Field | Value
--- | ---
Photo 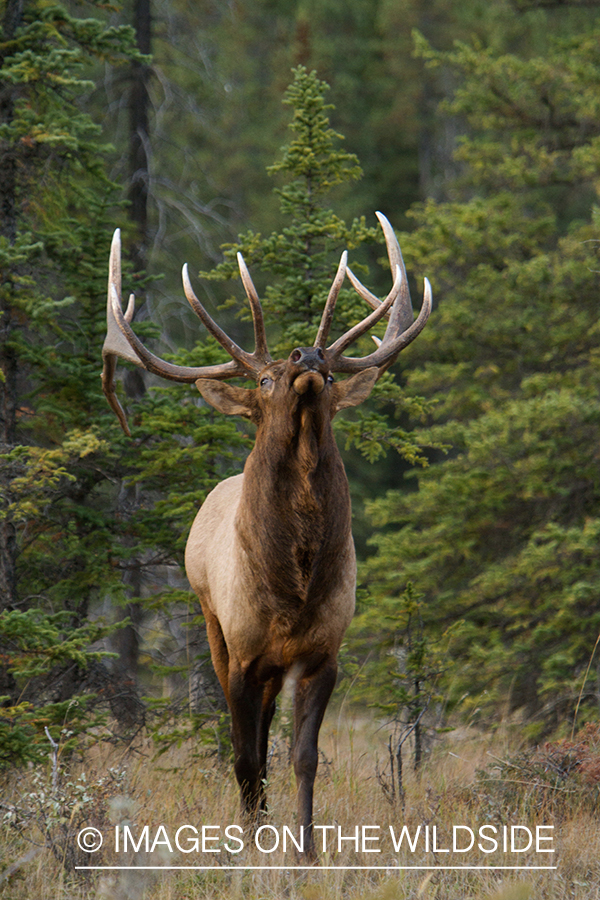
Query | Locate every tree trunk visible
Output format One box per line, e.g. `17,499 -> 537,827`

128,0 -> 151,272
0,0 -> 24,700
110,0 -> 152,699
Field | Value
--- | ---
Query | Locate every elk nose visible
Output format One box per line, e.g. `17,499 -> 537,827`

289,347 -> 325,368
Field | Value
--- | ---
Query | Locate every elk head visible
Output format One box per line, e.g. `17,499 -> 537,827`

101,212 -> 432,434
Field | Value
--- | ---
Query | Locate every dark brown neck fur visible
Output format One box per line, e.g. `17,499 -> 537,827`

236,398 -> 351,623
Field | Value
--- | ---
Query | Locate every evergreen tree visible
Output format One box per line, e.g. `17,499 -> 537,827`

0,0 -> 251,760
0,0 -> 144,759
119,64 -> 433,751
203,66 -> 373,346
202,66 -> 431,468
363,16 -> 600,735
372,583 -> 454,805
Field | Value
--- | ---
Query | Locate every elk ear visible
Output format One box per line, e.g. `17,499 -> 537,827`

332,367 -> 379,413
195,379 -> 258,420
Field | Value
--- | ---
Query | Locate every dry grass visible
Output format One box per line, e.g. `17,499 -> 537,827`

1,711 -> 598,900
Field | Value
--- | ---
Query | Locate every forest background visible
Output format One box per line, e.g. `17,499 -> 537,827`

2,0 -> 600,783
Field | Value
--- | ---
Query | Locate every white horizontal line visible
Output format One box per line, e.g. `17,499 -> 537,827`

75,865 -> 558,871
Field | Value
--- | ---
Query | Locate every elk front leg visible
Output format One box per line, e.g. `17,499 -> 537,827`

257,674 -> 282,791
228,669 -> 267,819
292,657 -> 337,860
202,605 -> 231,704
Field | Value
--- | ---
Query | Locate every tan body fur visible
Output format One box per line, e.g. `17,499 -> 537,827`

186,472 -> 356,680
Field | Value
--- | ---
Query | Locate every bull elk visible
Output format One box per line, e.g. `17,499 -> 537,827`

101,213 -> 431,858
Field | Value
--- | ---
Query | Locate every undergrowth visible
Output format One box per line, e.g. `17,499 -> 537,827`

1,716 -> 599,899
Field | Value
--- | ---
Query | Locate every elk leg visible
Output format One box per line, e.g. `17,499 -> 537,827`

228,669 -> 266,819
292,657 -> 337,859
257,674 -> 283,806
202,605 -> 231,705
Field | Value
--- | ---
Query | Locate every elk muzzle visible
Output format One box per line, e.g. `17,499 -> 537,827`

289,347 -> 327,396
293,371 -> 325,395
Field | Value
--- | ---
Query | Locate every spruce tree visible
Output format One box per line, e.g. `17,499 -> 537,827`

0,0 -> 143,762
203,66 -> 431,465
117,66 -> 433,749
363,20 -> 600,735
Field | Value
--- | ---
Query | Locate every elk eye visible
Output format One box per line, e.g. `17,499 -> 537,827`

327,374 -> 334,384
260,376 -> 272,388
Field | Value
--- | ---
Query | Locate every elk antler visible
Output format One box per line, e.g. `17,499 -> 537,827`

323,212 -> 432,375
102,215 -> 431,434
101,230 -> 272,435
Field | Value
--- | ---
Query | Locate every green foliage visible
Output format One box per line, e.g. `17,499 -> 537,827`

6,0 -> 597,770
0,608 -> 110,678
124,342 -> 252,561
0,0 -> 258,773
270,66 -> 363,198
371,584 -> 447,726
201,66 -> 429,468
0,2 -> 149,765
363,20 -> 600,731
203,67 -> 377,348
345,579 -> 460,809
148,703 -> 233,765
0,607 -> 115,769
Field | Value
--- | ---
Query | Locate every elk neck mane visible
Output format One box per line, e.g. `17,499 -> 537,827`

235,391 -> 352,621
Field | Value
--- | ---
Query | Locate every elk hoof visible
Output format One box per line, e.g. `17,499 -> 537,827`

293,371 -> 325,395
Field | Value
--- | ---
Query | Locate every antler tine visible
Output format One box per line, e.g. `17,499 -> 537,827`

101,350 -> 131,437
326,263 -> 402,357
329,277 -> 432,374
344,213 -> 415,332
236,252 -> 271,363
376,211 -> 415,337
110,284 -> 245,383
181,263 -> 271,377
345,265 -> 387,315
183,265 -> 252,366
313,251 -> 348,350
325,211 -> 432,375
102,231 -> 143,369
375,276 -> 432,374
102,229 -> 142,437
102,229 -> 267,435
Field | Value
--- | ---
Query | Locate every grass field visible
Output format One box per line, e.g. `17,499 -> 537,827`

1,711 -> 599,899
